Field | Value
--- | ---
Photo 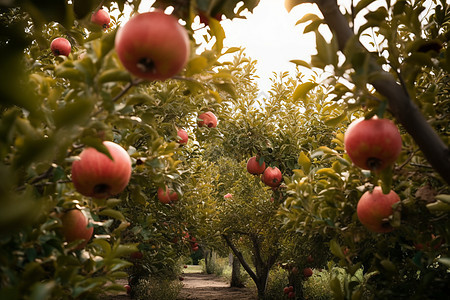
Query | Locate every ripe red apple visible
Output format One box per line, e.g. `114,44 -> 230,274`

157,186 -> 178,203
192,246 -> 199,251
60,209 -> 93,249
184,265 -> 188,268
246,156 -> 266,175
288,286 -> 294,293
124,284 -> 131,294
91,9 -> 110,28
356,186 -> 400,233
288,291 -> 296,299
50,37 -> 71,56
344,117 -> 402,171
71,141 -> 132,199
115,10 -> 190,81
303,267 -> 313,278
179,276 -> 184,281
224,193 -> 232,199
177,129 -> 188,145
261,167 -> 282,187
197,112 -> 217,128
283,287 -> 290,295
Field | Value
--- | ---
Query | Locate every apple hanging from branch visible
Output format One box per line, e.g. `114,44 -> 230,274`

60,209 -> 93,250
344,117 -> 402,171
261,166 -> 282,187
50,37 -> 71,56
246,156 -> 266,175
71,141 -> 132,199
91,9 -> 110,29
197,111 -> 217,128
115,10 -> 190,81
357,186 -> 401,233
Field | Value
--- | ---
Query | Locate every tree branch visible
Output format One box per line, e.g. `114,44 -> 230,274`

313,0 -> 450,184
221,234 -> 258,283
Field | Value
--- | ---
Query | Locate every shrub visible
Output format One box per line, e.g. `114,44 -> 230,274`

133,277 -> 183,300
265,266 -> 290,300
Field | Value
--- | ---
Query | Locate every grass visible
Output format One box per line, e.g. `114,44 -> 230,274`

183,264 -> 203,274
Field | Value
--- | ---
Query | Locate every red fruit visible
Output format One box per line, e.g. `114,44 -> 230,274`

246,156 -> 266,175
192,246 -> 199,251
124,284 -> 131,294
60,209 -> 93,249
50,37 -> 71,56
307,255 -> 314,263
357,186 -> 400,233
91,9 -> 110,28
157,186 -> 173,204
115,11 -> 190,81
288,286 -> 294,293
283,287 -> 290,295
170,190 -> 179,202
344,117 -> 402,171
261,167 -> 282,187
291,267 -> 299,275
130,251 -> 143,259
179,276 -> 184,281
303,267 -> 313,278
197,112 -> 217,128
224,193 -> 233,199
177,129 -> 189,145
288,291 -> 295,299
71,141 -> 132,199
184,265 -> 188,268
198,11 -> 223,25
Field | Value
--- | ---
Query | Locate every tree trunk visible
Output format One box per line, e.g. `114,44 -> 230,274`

230,254 -> 245,287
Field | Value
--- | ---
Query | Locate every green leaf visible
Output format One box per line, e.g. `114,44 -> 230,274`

100,29 -> 118,58
223,47 -> 241,54
285,0 -> 309,12
98,208 -> 125,221
330,239 -> 345,259
324,111 -> 347,127
330,276 -> 344,300
289,59 -> 311,69
435,194 -> 450,205
209,18 -> 225,53
437,257 -> 450,268
354,0 -> 375,16
187,56 -> 209,76
55,66 -> 85,82
295,13 -> 320,26
98,69 -> 131,83
293,82 -> 318,102
298,151 -> 311,173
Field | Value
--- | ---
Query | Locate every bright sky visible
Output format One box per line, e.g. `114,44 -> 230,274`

219,0 -> 320,94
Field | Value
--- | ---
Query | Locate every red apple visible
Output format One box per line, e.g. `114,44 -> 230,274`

288,286 -> 294,293
261,167 -> 282,187
71,141 -> 132,199
283,287 -> 290,294
177,129 -> 188,145
124,284 -> 131,294
344,117 -> 402,171
60,209 -> 93,249
288,291 -> 295,299
356,186 -> 400,233
246,156 -> 266,175
179,276 -> 184,281
51,37 -> 71,56
197,112 -> 217,128
184,265 -> 188,268
91,9 -> 110,28
192,246 -> 199,251
303,267 -> 313,278
115,11 -> 190,81
170,190 -> 179,202
157,186 -> 172,204
224,193 -> 233,199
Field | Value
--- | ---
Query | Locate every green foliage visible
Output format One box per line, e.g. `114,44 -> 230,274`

133,277 -> 183,300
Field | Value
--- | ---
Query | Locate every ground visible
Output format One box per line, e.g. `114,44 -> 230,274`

176,273 -> 257,300
101,265 -> 257,300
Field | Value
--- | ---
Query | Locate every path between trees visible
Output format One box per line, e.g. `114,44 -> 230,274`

177,272 -> 257,300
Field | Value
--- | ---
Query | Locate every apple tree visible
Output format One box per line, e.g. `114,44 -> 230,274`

0,0 -> 262,298
279,0 -> 450,298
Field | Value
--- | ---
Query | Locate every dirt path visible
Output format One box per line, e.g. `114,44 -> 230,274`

177,273 -> 257,300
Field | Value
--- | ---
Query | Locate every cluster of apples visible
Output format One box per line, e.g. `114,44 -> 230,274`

50,8 -> 111,57
246,156 -> 282,188
344,116 -> 402,233
60,141 -> 132,250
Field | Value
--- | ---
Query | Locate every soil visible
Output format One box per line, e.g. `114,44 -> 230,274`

100,269 -> 257,300
176,273 -> 257,300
